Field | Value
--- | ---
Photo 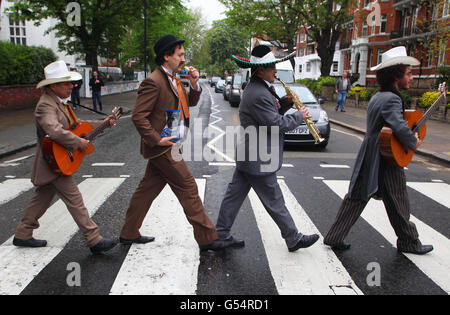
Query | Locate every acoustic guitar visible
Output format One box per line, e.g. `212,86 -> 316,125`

379,83 -> 447,167
43,106 -> 123,175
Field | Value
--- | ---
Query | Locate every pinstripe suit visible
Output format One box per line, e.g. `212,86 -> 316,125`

324,91 -> 422,251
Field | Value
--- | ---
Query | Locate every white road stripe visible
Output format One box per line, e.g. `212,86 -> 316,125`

248,180 -> 363,295
92,163 -> 125,167
407,182 -> 450,209
4,155 -> 33,164
110,179 -> 206,295
0,178 -> 125,295
0,179 -> 34,205
320,164 -> 350,169
324,180 -> 450,294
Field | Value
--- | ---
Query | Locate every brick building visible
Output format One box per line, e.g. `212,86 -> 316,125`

295,0 -> 449,87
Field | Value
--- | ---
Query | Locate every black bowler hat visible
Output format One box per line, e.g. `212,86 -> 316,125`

154,34 -> 185,58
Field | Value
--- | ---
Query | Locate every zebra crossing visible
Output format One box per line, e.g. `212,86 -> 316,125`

0,175 -> 448,295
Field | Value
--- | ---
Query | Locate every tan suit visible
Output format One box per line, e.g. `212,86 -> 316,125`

120,67 -> 219,246
15,89 -> 103,247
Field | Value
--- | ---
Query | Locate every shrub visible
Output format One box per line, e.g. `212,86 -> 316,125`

400,91 -> 413,107
0,41 -> 57,86
296,76 -> 337,96
348,86 -> 372,100
418,91 -> 440,108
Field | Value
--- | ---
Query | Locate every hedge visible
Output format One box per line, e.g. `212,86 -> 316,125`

0,41 -> 57,86
296,76 -> 337,96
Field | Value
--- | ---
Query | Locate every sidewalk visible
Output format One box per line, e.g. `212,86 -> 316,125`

0,91 -> 136,159
322,100 -> 450,166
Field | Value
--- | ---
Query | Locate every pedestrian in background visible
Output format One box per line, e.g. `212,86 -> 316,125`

335,71 -> 351,112
70,68 -> 82,109
324,46 -> 433,255
89,70 -> 104,112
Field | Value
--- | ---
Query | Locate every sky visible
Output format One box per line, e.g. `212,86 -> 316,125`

184,0 -> 227,27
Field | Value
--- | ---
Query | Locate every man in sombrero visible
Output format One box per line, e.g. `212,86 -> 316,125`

215,45 -> 320,252
13,60 -> 118,254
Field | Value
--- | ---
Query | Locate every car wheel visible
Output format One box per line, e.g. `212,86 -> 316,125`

316,140 -> 328,149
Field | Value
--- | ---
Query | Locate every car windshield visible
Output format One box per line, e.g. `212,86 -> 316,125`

212,77 -> 220,82
273,85 -> 318,104
233,75 -> 242,86
276,70 -> 295,84
217,80 -> 225,86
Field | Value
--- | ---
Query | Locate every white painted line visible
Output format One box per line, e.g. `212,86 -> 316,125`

120,175 -> 131,178
277,176 -> 285,179
0,178 -> 125,295
110,179 -> 206,295
431,180 -> 444,183
5,176 -> 16,179
0,179 -> 34,205
282,164 -> 294,168
314,177 -> 325,180
4,155 -> 33,164
202,175 -> 212,178
92,163 -> 125,167
82,175 -> 93,178
324,180 -> 450,294
407,182 -> 450,209
247,180 -> 363,295
320,164 -> 350,169
0,163 -> 20,167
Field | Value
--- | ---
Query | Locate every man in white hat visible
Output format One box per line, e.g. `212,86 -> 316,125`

324,46 -> 433,255
215,45 -> 320,252
13,60 -> 118,254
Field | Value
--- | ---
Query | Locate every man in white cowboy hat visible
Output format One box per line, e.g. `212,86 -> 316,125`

215,45 -> 320,252
13,60 -> 119,254
324,46 -> 433,255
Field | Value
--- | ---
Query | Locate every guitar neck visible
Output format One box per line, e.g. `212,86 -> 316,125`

413,94 -> 445,133
85,120 -> 110,141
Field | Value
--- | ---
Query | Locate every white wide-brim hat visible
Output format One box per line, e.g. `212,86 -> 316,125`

370,46 -> 420,71
36,60 -> 82,89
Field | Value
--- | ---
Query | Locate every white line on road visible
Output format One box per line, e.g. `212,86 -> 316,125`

406,182 -> 450,209
324,180 -> 450,294
110,179 -> 206,295
0,179 -> 34,205
4,155 -> 33,164
92,163 -> 125,167
0,178 -> 125,295
248,180 -> 363,295
320,164 -> 350,169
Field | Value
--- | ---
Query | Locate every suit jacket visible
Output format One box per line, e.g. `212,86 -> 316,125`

132,66 -> 201,160
335,77 -> 351,92
237,77 -> 304,176
348,91 -> 417,201
89,77 -> 104,92
32,89 -> 103,186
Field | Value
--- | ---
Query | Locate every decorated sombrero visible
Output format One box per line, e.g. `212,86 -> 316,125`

233,45 -> 296,69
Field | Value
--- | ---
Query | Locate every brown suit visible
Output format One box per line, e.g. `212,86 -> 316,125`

15,89 -> 103,247
120,67 -> 218,246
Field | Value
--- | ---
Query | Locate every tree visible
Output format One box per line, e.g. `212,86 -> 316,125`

7,1 -> 147,68
220,0 -> 355,76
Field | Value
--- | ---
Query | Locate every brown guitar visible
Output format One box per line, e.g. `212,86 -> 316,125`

43,106 -> 123,175
379,83 -> 447,167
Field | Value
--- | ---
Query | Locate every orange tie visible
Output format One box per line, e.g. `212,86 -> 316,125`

167,73 -> 190,120
64,103 -> 78,126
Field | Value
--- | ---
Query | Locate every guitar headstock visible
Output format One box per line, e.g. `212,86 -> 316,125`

112,106 -> 123,120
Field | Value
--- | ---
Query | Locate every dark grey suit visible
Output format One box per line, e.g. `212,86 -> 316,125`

216,77 -> 305,248
324,91 -> 422,251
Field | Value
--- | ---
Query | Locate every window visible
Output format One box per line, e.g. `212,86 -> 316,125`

306,62 -> 311,72
9,16 -> 27,46
300,33 -> 305,43
444,0 -> 450,17
367,49 -> 373,68
299,49 -> 304,57
333,62 -> 338,72
412,7 -> 419,34
362,21 -> 368,37
307,45 -> 314,55
404,15 -> 410,36
371,15 -> 376,35
299,64 -> 303,73
427,51 -> 434,67
380,14 -> 387,33
377,49 -> 384,65
354,23 -> 358,39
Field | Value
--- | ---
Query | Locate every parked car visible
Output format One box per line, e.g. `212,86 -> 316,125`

227,74 -> 243,107
223,76 -> 232,100
210,76 -> 220,87
215,80 -> 226,93
273,83 -> 330,148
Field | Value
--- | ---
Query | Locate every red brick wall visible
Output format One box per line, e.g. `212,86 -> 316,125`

0,85 -> 43,111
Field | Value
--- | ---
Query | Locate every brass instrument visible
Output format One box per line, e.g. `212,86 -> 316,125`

275,76 -> 325,144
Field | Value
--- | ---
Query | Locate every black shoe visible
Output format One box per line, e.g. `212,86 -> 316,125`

200,239 -> 228,252
223,236 -> 245,248
398,245 -> 433,255
119,236 -> 155,245
324,241 -> 351,251
341,110 -> 346,112
90,238 -> 119,254
335,107 -> 338,111
13,237 -> 47,248
288,234 -> 319,252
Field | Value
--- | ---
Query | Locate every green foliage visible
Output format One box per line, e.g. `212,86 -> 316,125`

418,91 -> 441,108
347,86 -> 373,101
296,76 -> 337,96
400,91 -> 413,107
0,41 -> 57,85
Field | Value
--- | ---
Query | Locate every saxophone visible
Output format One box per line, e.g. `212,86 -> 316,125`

275,76 -> 325,144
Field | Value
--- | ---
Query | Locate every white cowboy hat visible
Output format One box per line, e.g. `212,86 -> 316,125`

370,46 -> 420,71
36,60 -> 82,89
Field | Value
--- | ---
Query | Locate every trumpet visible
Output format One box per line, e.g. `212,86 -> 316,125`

275,75 -> 325,144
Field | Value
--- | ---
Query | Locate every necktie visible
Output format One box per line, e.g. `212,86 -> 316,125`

269,85 -> 281,109
166,73 -> 190,120
64,103 -> 78,126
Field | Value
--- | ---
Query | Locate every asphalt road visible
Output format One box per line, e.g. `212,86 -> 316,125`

0,81 -> 449,296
